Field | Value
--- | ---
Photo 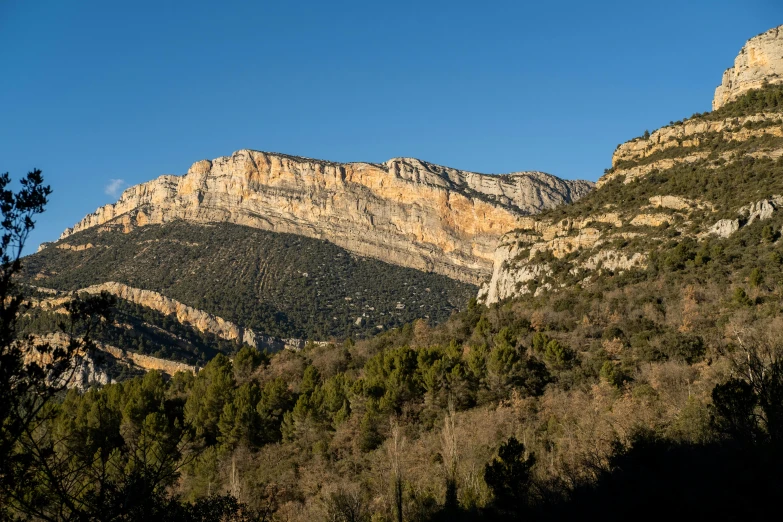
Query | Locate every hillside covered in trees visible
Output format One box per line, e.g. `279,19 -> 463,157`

7,21 -> 783,521
22,221 -> 476,342
4,80 -> 783,520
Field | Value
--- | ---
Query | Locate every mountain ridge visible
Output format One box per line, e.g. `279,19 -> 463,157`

54,150 -> 593,285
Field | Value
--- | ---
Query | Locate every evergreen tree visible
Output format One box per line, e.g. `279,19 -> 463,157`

484,437 -> 535,514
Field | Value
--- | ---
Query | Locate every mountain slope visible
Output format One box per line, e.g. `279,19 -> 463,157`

24,221 -> 477,341
14,23 -> 783,522
482,82 -> 783,304
54,152 -> 593,285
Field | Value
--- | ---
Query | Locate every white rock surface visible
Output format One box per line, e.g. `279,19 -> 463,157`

708,219 -> 740,238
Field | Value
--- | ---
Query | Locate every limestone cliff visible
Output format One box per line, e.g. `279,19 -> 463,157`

714,25 -> 783,110
29,283 -> 312,352
597,24 -> 783,188
24,332 -> 197,389
59,151 -> 593,284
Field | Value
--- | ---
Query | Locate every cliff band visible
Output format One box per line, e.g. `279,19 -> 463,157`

60,151 -> 593,284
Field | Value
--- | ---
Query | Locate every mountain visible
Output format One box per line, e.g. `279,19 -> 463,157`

54,152 -> 593,284
713,25 -> 783,110
482,24 -> 783,305
10,23 -> 783,522
23,154 -> 590,368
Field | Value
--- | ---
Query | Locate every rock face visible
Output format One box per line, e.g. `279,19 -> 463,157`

601,112 -> 783,187
480,214 -> 648,304
24,332 -> 197,390
79,282 -> 308,352
706,196 -> 783,238
713,25 -> 783,110
60,151 -> 593,284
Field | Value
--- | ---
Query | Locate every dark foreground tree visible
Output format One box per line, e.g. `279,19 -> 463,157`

549,434 -> 783,522
484,437 -> 535,515
0,169 -> 60,496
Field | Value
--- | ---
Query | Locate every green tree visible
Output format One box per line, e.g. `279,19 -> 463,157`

487,345 -> 548,400
358,400 -> 384,452
300,364 -> 321,396
761,224 -> 777,243
232,345 -> 266,382
749,268 -> 763,288
184,354 -> 236,444
256,378 -> 295,443
532,332 -> 551,354
733,287 -> 753,306
543,339 -> 576,370
219,382 -> 262,449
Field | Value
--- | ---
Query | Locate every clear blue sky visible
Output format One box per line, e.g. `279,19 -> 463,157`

1,1 -> 780,251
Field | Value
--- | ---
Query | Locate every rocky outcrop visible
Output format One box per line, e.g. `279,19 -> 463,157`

59,151 -> 593,284
648,195 -> 713,212
629,213 -> 672,227
611,114 -> 783,166
600,113 -> 783,186
23,332 -> 196,390
706,196 -> 783,238
707,219 -> 740,238
78,282 -> 307,352
56,242 -> 96,252
714,25 -> 783,110
582,250 -> 646,271
100,343 -> 197,375
743,197 -> 782,225
480,213 -> 652,303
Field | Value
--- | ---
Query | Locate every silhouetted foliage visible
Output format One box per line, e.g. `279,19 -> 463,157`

484,437 -> 535,515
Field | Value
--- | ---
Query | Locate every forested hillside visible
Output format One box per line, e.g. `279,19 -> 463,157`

8,86 -> 783,521
6,25 -> 783,522
483,83 -> 783,303
23,221 -> 476,341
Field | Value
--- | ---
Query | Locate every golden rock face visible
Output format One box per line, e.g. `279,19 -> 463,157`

60,150 -> 592,285
713,25 -> 783,110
